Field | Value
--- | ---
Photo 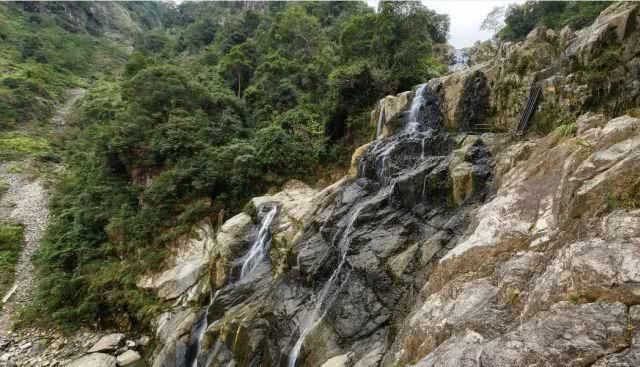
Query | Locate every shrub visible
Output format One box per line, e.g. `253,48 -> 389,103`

0,132 -> 51,160
0,224 -> 24,297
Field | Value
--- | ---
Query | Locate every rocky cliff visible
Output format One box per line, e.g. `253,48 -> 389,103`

69,3 -> 640,367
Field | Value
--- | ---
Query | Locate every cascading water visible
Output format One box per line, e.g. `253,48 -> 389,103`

188,290 -> 220,367
240,206 -> 277,278
449,48 -> 469,72
406,83 -> 427,132
287,205 -> 366,367
188,206 -> 277,367
376,100 -> 385,139
374,83 -> 430,183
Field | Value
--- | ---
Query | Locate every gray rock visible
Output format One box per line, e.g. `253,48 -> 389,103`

67,353 -> 117,367
576,112 -> 606,135
630,305 -> 640,325
320,354 -> 351,367
526,238 -> 640,316
116,350 -> 143,367
88,333 -> 125,353
410,330 -> 486,367
479,302 -> 628,366
136,221 -> 215,300
215,213 -> 253,258
136,336 -> 150,348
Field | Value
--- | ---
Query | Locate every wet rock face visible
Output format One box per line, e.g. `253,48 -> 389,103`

191,101 -> 496,366
457,70 -> 490,131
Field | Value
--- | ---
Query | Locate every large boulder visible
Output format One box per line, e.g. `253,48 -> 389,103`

349,142 -> 372,178
566,2 -> 639,64
137,221 -> 214,301
446,114 -> 640,259
150,308 -> 196,367
371,92 -> 411,139
67,353 -> 117,367
479,302 -> 628,366
87,333 -> 124,353
385,113 -> 640,367
116,350 -> 143,367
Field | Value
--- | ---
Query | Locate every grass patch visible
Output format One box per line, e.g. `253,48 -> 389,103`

547,122 -> 578,146
504,287 -> 521,305
0,179 -> 9,196
0,132 -> 52,160
551,122 -> 577,139
0,223 -> 25,298
607,177 -> 640,210
566,292 -> 580,304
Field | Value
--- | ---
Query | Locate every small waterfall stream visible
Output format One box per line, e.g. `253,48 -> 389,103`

376,100 -> 385,139
406,83 -> 427,132
449,48 -> 469,72
374,83 -> 431,183
287,206 -> 364,367
240,206 -> 278,277
188,206 -> 277,367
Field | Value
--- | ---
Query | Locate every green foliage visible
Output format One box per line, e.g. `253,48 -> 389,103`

499,1 -> 611,41
0,224 -> 24,297
0,2 -> 136,126
532,106 -> 574,136
579,43 -> 623,85
607,178 -> 640,210
0,132 -> 51,160
551,122 -> 577,139
78,79 -> 125,124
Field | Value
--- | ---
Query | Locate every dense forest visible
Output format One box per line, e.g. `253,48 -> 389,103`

8,1 -> 451,329
497,1 -> 612,41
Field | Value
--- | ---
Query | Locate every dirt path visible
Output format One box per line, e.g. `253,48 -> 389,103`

0,89 -> 85,338
0,167 -> 48,337
50,88 -> 85,128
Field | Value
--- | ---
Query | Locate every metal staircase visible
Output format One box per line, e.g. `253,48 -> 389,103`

513,83 -> 542,136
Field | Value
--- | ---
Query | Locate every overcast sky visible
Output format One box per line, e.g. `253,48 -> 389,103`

367,0 -> 524,49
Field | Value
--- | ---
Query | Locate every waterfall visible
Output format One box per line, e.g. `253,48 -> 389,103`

406,84 -> 427,132
288,80 -> 440,366
189,206 -> 277,366
240,206 -> 277,278
375,141 -> 398,185
376,100 -> 385,139
449,49 -> 469,72
188,289 -> 220,367
287,206 -> 364,367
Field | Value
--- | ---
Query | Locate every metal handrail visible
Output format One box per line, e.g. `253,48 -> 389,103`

514,83 -> 542,136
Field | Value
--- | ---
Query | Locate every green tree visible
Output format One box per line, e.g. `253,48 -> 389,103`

219,41 -> 256,96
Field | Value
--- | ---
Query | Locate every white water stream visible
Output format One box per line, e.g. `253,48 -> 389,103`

406,83 -> 427,132
287,206 -> 363,367
240,206 -> 277,277
189,206 -> 277,367
376,100 -> 385,139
